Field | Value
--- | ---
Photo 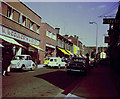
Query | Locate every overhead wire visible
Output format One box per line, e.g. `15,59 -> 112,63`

98,2 -> 119,18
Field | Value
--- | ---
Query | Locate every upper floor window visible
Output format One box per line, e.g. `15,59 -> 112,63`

36,25 -> 40,33
19,13 -> 22,23
7,6 -> 13,19
22,15 -> 26,26
30,21 -> 34,30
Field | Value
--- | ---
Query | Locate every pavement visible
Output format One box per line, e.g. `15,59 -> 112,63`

54,64 -> 120,98
37,64 -> 46,68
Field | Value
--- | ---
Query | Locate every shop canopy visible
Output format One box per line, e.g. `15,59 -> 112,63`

0,35 -> 24,47
0,44 -> 4,47
30,44 -> 48,53
66,50 -> 73,56
58,48 -> 70,55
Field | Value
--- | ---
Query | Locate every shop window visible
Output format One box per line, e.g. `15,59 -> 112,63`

7,6 -> 14,19
22,15 -> 26,26
30,21 -> 34,30
36,25 -> 40,33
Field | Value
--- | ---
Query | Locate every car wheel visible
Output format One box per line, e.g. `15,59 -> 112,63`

31,64 -> 35,71
58,64 -> 61,69
21,65 -> 25,72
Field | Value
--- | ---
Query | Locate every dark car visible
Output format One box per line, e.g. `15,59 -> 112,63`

67,57 -> 87,75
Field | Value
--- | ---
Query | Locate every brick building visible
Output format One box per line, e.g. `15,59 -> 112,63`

56,28 -> 73,59
39,23 -> 57,63
64,35 -> 83,56
103,3 -> 120,71
0,0 -> 43,64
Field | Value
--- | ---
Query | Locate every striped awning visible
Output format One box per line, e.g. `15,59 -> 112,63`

58,48 -> 70,55
30,44 -> 48,53
0,35 -> 24,47
66,50 -> 73,56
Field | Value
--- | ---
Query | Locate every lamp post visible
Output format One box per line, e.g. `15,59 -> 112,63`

89,22 -> 98,58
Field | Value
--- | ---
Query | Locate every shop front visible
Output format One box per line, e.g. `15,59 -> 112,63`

45,44 -> 56,58
1,26 -> 41,65
56,47 -> 70,58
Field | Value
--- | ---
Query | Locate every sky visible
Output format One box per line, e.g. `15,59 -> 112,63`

21,0 -> 120,47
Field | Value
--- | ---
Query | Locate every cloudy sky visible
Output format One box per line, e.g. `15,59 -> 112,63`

21,0 -> 119,47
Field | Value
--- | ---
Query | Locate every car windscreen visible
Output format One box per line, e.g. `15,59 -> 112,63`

12,56 -> 25,60
71,58 -> 85,63
50,59 -> 53,62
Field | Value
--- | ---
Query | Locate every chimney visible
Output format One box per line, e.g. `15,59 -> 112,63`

77,36 -> 78,39
74,35 -> 76,38
55,28 -> 60,34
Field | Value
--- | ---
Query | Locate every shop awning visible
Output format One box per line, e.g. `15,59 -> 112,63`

30,44 -> 48,53
0,35 -> 24,47
66,50 -> 73,56
0,44 -> 4,47
58,48 -> 70,55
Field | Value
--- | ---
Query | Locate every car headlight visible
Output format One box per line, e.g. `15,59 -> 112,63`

17,62 -> 20,66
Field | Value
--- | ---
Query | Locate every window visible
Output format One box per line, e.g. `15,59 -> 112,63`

36,25 -> 40,33
19,13 -> 22,23
22,15 -> 26,26
7,6 -> 13,19
30,21 -> 34,30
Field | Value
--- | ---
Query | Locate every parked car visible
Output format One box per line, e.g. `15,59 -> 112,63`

89,58 -> 95,68
67,57 -> 87,75
9,55 -> 36,72
47,57 -> 66,68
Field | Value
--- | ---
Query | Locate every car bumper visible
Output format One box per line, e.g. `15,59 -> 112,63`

9,64 -> 21,69
67,68 -> 86,72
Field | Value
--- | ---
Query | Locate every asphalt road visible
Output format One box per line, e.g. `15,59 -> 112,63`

2,65 -> 120,98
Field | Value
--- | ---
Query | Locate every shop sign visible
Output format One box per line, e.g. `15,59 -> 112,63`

1,26 -> 39,46
46,44 -> 55,49
103,18 -> 120,24
73,45 -> 80,55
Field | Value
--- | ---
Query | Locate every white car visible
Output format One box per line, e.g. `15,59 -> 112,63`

47,57 -> 66,69
9,55 -> 36,72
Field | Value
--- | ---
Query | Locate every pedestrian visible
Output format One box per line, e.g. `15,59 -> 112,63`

2,51 -> 11,76
85,53 -> 90,70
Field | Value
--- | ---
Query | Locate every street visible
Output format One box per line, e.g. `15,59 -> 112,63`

2,64 -> 120,98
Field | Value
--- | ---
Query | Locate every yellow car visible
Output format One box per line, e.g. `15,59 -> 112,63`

44,58 -> 50,65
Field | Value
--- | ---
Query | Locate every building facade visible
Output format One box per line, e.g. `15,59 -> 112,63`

56,28 -> 73,59
65,35 -> 83,57
103,4 -> 120,70
39,23 -> 57,63
0,0 -> 42,65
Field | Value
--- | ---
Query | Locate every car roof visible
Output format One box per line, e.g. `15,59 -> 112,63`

48,57 -> 61,59
72,57 -> 85,59
15,55 -> 30,56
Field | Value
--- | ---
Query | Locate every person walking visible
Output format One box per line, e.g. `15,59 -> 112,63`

2,51 -> 11,76
85,53 -> 90,70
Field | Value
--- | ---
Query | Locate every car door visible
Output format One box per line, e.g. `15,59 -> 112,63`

27,56 -> 33,67
60,59 -> 66,67
24,56 -> 32,68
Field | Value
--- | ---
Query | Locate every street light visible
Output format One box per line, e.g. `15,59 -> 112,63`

89,21 -> 98,58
